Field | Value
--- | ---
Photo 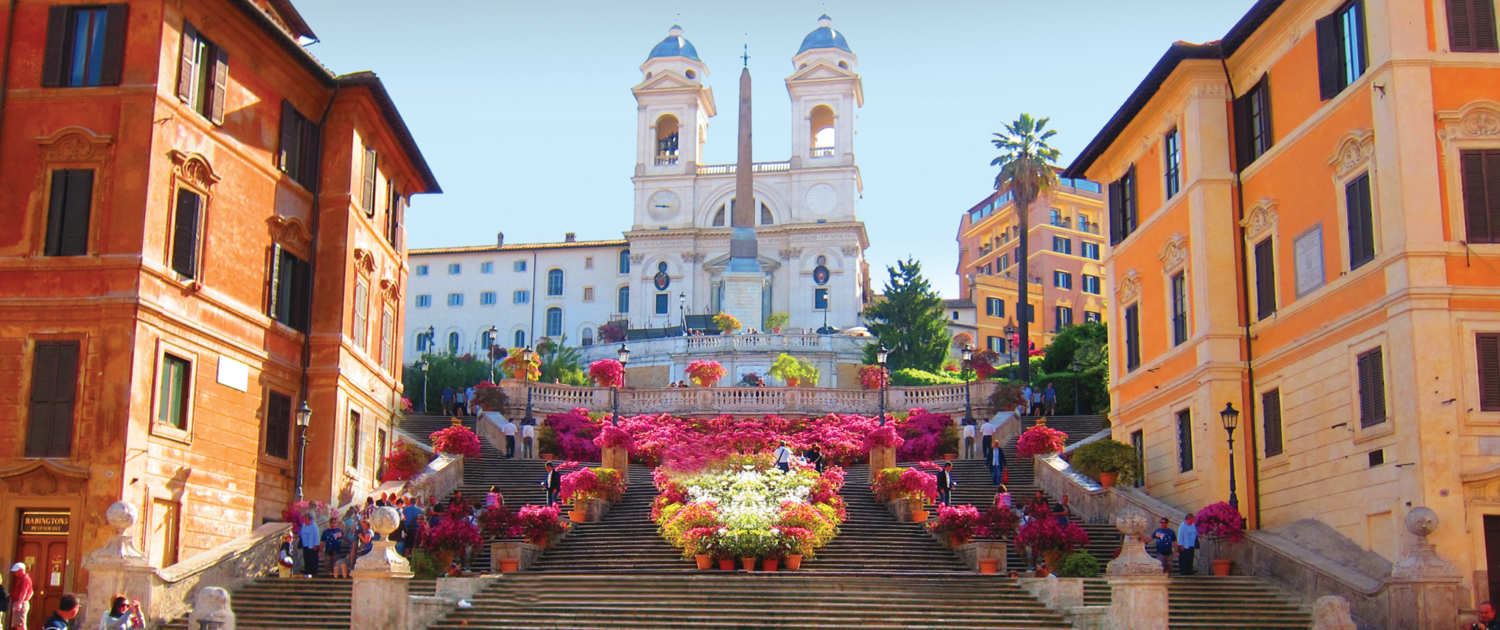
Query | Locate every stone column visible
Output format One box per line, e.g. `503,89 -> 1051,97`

351,507 -> 412,630
869,445 -> 895,479
601,445 -> 629,480
83,502 -> 155,629
1385,507 -> 1462,630
1106,507 -> 1169,630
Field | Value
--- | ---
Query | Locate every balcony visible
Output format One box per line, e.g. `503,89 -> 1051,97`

1077,220 -> 1100,235
655,153 -> 679,166
697,161 -> 792,175
1050,217 -> 1072,229
810,147 -> 835,158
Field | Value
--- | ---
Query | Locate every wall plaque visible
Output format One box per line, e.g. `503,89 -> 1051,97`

1294,224 -> 1326,298
20,511 -> 69,535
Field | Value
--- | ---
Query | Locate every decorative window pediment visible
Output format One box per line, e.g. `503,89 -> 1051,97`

1116,269 -> 1142,304
1159,234 -> 1189,272
267,215 -> 312,256
1438,101 -> 1500,145
168,150 -> 222,191
1241,199 -> 1279,241
37,126 -> 113,162
1327,130 -> 1375,178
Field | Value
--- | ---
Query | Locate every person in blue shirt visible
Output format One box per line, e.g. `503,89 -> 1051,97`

41,594 -> 77,630
401,499 -> 426,557
1176,513 -> 1200,576
1152,517 -> 1177,575
298,516 -> 321,578
1043,383 -> 1058,416
990,444 -> 1007,486
320,526 -> 343,576
441,387 -> 456,416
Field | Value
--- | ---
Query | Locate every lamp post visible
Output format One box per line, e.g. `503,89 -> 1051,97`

414,360 -> 429,413
613,343 -> 631,426
486,325 -> 499,382
522,345 -> 537,423
876,345 -> 889,426
1219,402 -> 1241,511
294,401 -> 312,500
817,291 -> 835,335
961,343 -> 975,424
679,293 -> 687,334
1004,320 -> 1017,364
1069,360 -> 1083,415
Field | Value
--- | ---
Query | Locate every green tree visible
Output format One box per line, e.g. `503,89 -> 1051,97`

537,336 -> 588,385
401,352 -> 492,413
1039,321 -> 1108,374
862,258 -> 950,372
992,114 -> 1062,384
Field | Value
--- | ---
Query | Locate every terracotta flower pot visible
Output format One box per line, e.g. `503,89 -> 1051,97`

786,377 -> 800,387
978,558 -> 1000,574
499,558 -> 520,573
741,557 -> 756,571
541,454 -> 555,461
942,454 -> 957,460
568,508 -> 588,523
434,551 -> 456,573
1098,472 -> 1118,488
718,558 -> 736,571
784,555 -> 802,570
695,554 -> 713,570
762,559 -> 779,572
1211,558 -> 1232,576
911,508 -> 929,522
1042,550 -> 1063,572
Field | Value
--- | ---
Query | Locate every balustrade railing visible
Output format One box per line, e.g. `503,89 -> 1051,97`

810,147 -> 835,157
501,380 -> 997,417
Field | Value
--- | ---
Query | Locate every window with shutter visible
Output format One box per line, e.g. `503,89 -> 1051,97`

347,410 -> 361,471
1346,173 -> 1375,268
1176,409 -> 1194,473
269,246 -> 312,333
1234,76 -> 1275,169
176,23 -> 226,124
264,391 -> 292,460
278,101 -> 320,191
26,341 -> 80,458
1461,149 -> 1500,243
353,278 -> 369,351
42,5 -> 127,88
361,147 -> 378,216
1357,347 -> 1387,427
156,353 -> 192,430
170,189 -> 202,278
1316,1 -> 1368,100
1171,272 -> 1188,346
1108,180 -> 1123,245
389,190 -> 405,249
380,306 -> 395,373
45,170 -> 94,256
1263,389 -> 1284,457
1255,238 -> 1277,320
1448,0 -> 1499,52
1125,303 -> 1141,371
1109,166 -> 1138,245
1478,333 -> 1500,412
1165,129 -> 1182,199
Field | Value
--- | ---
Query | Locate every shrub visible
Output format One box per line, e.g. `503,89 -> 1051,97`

478,506 -> 513,539
426,517 -> 482,554
515,504 -> 570,545
1016,425 -> 1069,458
765,312 -> 790,331
988,382 -> 1026,412
587,359 -> 625,388
430,425 -> 482,458
380,441 -> 431,482
927,503 -> 981,545
1196,502 -> 1246,543
410,550 -> 441,578
472,382 -> 508,412
864,426 -> 905,452
1056,551 -> 1101,578
1014,517 -> 1090,554
975,505 -> 1020,540
858,365 -> 889,390
713,313 -> 741,334
889,368 -> 965,387
686,360 -> 727,387
1069,439 -> 1138,484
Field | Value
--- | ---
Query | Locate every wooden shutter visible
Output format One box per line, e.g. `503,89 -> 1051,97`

1125,165 -> 1138,234
208,46 -> 229,125
278,100 -> 299,175
298,118 -> 321,191
1108,180 -> 1123,244
265,391 -> 291,459
1233,90 -> 1253,170
1347,173 -> 1375,267
1358,348 -> 1387,427
41,6 -> 69,87
391,192 -> 405,249
1450,0 -> 1500,52
1177,410 -> 1194,472
1316,10 -> 1342,100
268,243 -> 283,319
1125,304 -> 1140,370
46,170 -> 93,256
1462,150 -> 1500,244
361,147 -> 377,215
177,22 -> 198,102
291,254 -> 312,332
99,4 -> 128,86
171,189 -> 201,278
1478,0 -> 1500,51
26,341 -> 80,458
353,279 -> 368,350
1262,389 -> 1284,457
1257,77 -> 1275,156
1255,238 -> 1276,319
1479,334 -> 1500,412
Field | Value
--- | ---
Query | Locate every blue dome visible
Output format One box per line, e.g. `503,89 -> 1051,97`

648,25 -> 700,61
798,15 -> 852,54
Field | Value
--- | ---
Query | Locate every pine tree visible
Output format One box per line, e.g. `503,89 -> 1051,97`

862,258 -> 951,372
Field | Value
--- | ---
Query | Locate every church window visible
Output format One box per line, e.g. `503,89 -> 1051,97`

816,256 -> 827,266
810,105 -> 835,158
514,330 -> 526,348
814,288 -> 829,310
619,250 -> 630,274
712,205 -> 726,227
447,332 -> 459,354
761,203 -> 773,225
655,115 -> 680,166
656,293 -> 669,314
582,328 -> 594,347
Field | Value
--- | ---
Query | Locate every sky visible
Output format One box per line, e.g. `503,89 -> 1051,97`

293,0 -> 1258,298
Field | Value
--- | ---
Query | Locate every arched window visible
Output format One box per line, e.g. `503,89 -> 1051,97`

447,331 -> 459,354
619,250 -> 630,274
416,331 -> 433,352
547,268 -> 564,296
546,307 -> 563,337
655,115 -> 680,165
810,105 -> 835,157
582,328 -> 594,347
480,329 -> 495,349
712,205 -> 726,227
760,203 -> 773,225
618,286 -> 630,314
513,330 -> 526,348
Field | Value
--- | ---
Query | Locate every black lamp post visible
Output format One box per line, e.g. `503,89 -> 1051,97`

1004,320 -> 1017,363
294,401 -> 312,500
1069,360 -> 1083,415
1220,402 -> 1241,511
613,343 -> 631,426
961,343 -> 975,424
522,345 -> 537,423
415,360 -> 429,413
679,293 -> 687,334
876,345 -> 889,426
486,326 -> 499,382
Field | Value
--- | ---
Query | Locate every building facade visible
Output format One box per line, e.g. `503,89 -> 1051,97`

956,179 -> 1108,355
1066,0 -> 1500,609
0,0 -> 436,611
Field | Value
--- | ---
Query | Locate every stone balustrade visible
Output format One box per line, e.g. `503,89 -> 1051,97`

501,379 -> 997,417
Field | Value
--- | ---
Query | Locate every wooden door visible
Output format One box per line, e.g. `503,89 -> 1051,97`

1484,515 -> 1500,605
149,499 -> 180,568
15,536 -> 68,628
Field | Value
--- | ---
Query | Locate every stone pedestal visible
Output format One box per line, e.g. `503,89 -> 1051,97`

869,445 -> 895,479
720,270 -> 765,332
186,587 -> 235,630
601,446 -> 629,480
1385,507 -> 1462,630
352,507 -> 412,630
569,498 -> 610,523
490,542 -> 543,572
955,541 -> 1008,573
1106,507 -> 1170,630
1313,596 -> 1358,630
83,502 -> 154,629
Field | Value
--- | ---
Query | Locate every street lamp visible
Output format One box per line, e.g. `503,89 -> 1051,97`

613,343 -> 631,426
961,343 -> 975,425
521,346 -> 537,423
1003,320 -> 1017,361
1219,402 -> 1241,511
486,326 -> 499,382
876,345 -> 889,426
1069,360 -> 1083,415
294,401 -> 312,500
679,293 -> 687,334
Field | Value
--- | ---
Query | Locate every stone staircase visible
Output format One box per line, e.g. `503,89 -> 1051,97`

528,466 -> 684,571
1169,576 -> 1310,629
158,577 -> 439,630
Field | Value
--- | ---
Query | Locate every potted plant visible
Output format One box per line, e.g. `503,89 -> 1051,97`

560,467 -> 625,522
1196,502 -> 1246,576
897,468 -> 938,522
927,503 -> 981,548
429,425 -> 483,459
587,359 -> 625,388
426,517 -> 482,575
1055,552 -> 1101,577
1069,438 -> 1139,488
1014,516 -> 1090,572
713,313 -> 742,335
1016,424 -> 1069,458
685,360 -> 727,387
759,529 -> 784,572
769,353 -> 807,387
380,441 -> 431,482
858,365 -> 889,390
684,527 -> 719,570
515,504 -> 570,548
765,312 -> 789,334
778,527 -> 816,570
972,505 -> 1019,574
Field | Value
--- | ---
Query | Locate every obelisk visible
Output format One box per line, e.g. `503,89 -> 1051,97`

720,60 -> 766,331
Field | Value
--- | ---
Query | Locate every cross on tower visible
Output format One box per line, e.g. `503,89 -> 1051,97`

742,42 -> 750,67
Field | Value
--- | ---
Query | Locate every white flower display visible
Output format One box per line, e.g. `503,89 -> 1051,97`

683,469 -> 814,530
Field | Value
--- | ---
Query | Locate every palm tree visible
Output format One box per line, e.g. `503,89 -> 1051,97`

992,114 -> 1061,385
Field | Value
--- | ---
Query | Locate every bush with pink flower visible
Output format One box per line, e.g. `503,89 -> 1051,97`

587,359 -> 625,388
514,504 -> 570,545
927,503 -> 982,545
864,425 -> 904,451
858,365 -> 889,390
1014,516 -> 1090,555
544,410 -> 602,461
685,360 -> 727,387
1195,502 -> 1246,543
430,425 -> 482,458
559,467 -> 626,503
380,441 -> 431,482
1016,424 -> 1069,458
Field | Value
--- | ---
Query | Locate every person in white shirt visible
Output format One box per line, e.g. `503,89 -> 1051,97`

464,386 -> 476,416
961,423 -> 977,459
501,420 -> 517,458
980,420 -> 998,461
1021,385 -> 1034,416
772,441 -> 794,472
520,421 -> 536,459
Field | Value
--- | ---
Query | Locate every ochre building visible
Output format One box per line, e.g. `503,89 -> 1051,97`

1066,0 -> 1500,608
0,0 -> 438,616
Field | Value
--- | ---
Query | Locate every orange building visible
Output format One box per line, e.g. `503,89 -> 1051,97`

0,0 -> 437,612
1067,0 -> 1500,608
955,177 -> 1107,357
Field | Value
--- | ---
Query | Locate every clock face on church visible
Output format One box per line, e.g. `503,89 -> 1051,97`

648,190 -> 680,221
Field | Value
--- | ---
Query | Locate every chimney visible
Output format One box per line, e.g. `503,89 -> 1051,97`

496,232 -> 505,247
564,233 -> 577,243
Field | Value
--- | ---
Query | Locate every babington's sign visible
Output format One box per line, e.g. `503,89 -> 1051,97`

20,512 -> 69,535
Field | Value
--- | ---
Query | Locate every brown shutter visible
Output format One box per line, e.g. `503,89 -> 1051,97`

1480,334 -> 1500,412
1262,389 -> 1284,457
1258,76 -> 1275,153
1347,173 -> 1375,267
1107,180 -> 1123,244
1478,0 -> 1500,51
361,147 -> 377,215
99,4 -> 129,86
1316,11 -> 1341,100
391,191 -> 405,249
171,190 -> 201,278
269,243 -> 283,318
265,391 -> 291,459
26,341 -> 80,458
1233,90 -> 1252,170
46,170 -> 95,257
279,100 -> 298,174
1488,151 -> 1500,244
1463,150 -> 1497,243
42,6 -> 69,87
1451,0 -> 1476,50
208,46 -> 229,125
1126,165 -> 1138,234
291,254 -> 312,332
1255,238 -> 1276,319
177,22 -> 198,103
45,170 -> 68,255
298,119 -> 321,191
1358,348 -> 1386,427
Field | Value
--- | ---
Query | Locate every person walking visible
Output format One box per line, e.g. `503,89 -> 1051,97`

1032,387 -> 1045,417
980,417 -> 996,461
8,562 -> 32,630
990,441 -> 1007,486
1152,517 -> 1177,575
804,444 -> 824,473
40,594 -> 78,630
401,499 -> 425,558
936,462 -> 956,505
962,421 -> 977,460
521,420 -> 536,459
541,462 -> 563,506
502,420 -> 517,458
299,513 -> 322,578
486,486 -> 504,510
1176,513 -> 1199,576
1043,383 -> 1058,416
440,386 -> 455,416
1020,384 -> 1034,416
772,441 -> 794,472
464,385 -> 477,416
320,525 -> 344,574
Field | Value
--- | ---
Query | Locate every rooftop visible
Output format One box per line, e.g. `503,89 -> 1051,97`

647,25 -> 701,62
798,15 -> 853,54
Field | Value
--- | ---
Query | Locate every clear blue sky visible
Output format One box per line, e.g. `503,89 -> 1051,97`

294,0 -> 1257,298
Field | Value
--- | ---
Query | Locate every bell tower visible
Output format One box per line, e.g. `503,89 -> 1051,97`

633,25 -> 715,179
787,15 -> 862,170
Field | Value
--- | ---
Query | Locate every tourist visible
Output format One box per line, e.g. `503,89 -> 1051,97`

402,499 -> 425,558
936,462 -> 956,505
299,513 -> 322,578
9,562 -> 32,630
962,421 -> 976,459
1470,602 -> 1499,630
320,525 -> 344,573
375,493 -> 388,508
343,506 -> 360,543
277,532 -> 297,578
1020,384 -> 1034,416
1176,513 -> 1199,576
1152,517 -> 1177,575
1053,503 -> 1069,528
486,486 -> 504,510
1043,383 -> 1057,416
0,581 -> 8,630
995,485 -> 1012,510
521,420 -> 536,459
357,519 -> 375,558
502,419 -> 517,458
542,462 -> 562,505
990,441 -> 1006,486
441,386 -> 455,416
804,444 -> 824,473
40,594 -> 78,630
98,595 -> 144,630
772,441 -> 795,473
465,385 -> 477,416
1032,387 -> 1045,417
980,417 -> 996,460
